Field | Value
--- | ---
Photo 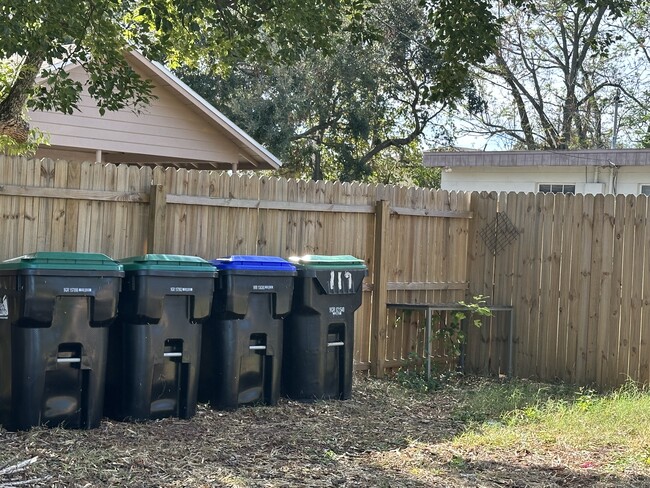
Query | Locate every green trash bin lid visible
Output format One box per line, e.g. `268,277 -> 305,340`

120,254 -> 216,273
288,254 -> 367,270
0,251 -> 123,271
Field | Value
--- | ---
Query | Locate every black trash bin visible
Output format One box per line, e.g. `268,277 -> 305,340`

283,255 -> 367,401
0,252 -> 123,431
199,255 -> 296,410
104,254 -> 216,422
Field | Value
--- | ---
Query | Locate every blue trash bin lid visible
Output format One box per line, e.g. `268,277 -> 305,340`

211,255 -> 296,273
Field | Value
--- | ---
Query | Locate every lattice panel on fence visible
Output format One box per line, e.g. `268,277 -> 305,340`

478,211 -> 520,256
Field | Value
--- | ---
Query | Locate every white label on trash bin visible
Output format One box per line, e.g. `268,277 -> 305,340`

344,271 -> 353,291
0,295 -> 8,319
253,285 -> 274,291
329,306 -> 345,316
170,287 -> 193,292
63,287 -> 93,293
329,271 -> 354,292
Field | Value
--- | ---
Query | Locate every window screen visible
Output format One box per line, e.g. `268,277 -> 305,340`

538,184 -> 575,194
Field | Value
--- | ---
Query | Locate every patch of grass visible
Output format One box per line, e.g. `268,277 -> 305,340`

451,377 -> 578,423
454,380 -> 650,473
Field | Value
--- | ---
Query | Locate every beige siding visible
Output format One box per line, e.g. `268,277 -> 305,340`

29,64 -> 239,164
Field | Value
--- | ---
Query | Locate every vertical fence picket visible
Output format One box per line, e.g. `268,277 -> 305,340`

555,194 -> 574,381
36,158 -> 55,251
640,196 -> 650,385
48,160 -> 70,249
617,196 -> 637,386
565,194 -> 584,383
545,193 -> 563,382
491,192 -> 513,375
88,162 -> 106,254
628,195 -> 646,382
595,195 -> 614,387
113,164 -> 131,258
607,195 -> 626,388
21,159 -> 39,254
244,175 -> 260,255
102,164 -> 117,256
255,176 -> 270,256
386,182 -> 400,370
509,193 -> 528,377
574,195 -> 594,384
213,171 -> 232,256
537,192 -> 555,379
1,156 -> 18,260
185,170 -> 201,257
518,193 -> 541,378
129,165 -> 147,256
12,157 -> 25,256
465,192 -> 485,373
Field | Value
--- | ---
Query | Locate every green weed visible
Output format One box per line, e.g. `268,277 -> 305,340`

393,353 -> 452,393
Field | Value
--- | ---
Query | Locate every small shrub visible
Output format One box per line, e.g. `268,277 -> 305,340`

434,295 -> 493,360
393,353 -> 448,393
393,296 -> 494,394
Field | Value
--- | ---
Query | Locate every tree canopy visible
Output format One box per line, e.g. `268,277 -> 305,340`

179,0 -> 500,184
0,0 -> 375,153
455,0 -> 650,150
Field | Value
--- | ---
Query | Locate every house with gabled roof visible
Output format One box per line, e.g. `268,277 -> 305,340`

29,51 -> 280,171
423,148 -> 650,196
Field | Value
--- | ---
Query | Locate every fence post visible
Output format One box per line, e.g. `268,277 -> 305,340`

147,184 -> 166,253
370,200 -> 389,378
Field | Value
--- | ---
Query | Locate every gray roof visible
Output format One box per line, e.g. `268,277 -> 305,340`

423,149 -> 650,168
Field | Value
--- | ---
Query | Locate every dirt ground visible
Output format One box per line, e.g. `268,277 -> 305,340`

0,376 -> 648,487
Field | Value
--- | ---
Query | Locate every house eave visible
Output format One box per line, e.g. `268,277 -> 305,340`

127,51 -> 282,170
423,148 -> 650,168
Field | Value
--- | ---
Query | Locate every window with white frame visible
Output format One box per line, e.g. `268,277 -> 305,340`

640,185 -> 650,196
538,184 -> 576,194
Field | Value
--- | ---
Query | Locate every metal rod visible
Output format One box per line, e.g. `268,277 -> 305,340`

508,310 -> 514,377
249,345 -> 266,350
327,341 -> 345,347
57,357 -> 81,363
164,352 -> 182,358
426,308 -> 432,381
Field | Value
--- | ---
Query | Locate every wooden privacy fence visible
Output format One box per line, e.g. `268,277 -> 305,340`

2,156 -> 649,389
468,191 -> 650,389
0,156 -> 471,376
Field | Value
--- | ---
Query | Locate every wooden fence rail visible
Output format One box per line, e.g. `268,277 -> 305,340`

1,156 -> 649,388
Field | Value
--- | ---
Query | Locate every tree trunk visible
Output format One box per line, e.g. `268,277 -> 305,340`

0,53 -> 44,144
311,134 -> 323,181
495,52 -> 536,149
